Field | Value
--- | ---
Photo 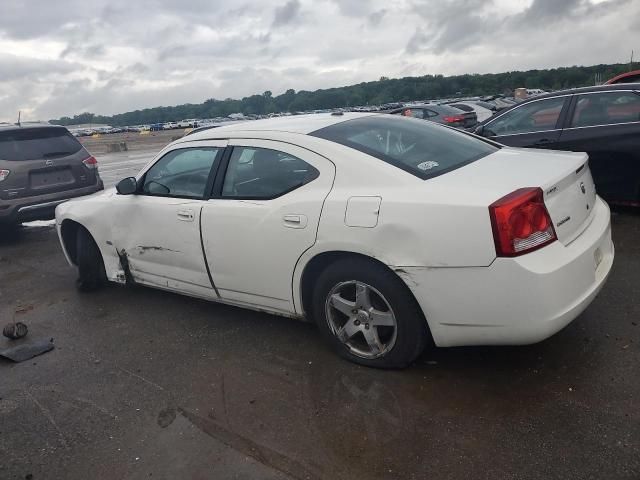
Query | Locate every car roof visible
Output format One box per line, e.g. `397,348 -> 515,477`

184,112 -> 377,141
386,103 -> 461,115
0,123 -> 61,132
476,83 -> 640,126
522,83 -> 639,102
605,69 -> 640,85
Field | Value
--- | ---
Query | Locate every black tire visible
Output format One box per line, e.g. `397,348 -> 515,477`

311,257 -> 432,368
76,227 -> 106,292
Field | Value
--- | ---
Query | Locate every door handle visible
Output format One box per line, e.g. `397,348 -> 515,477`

533,138 -> 552,146
177,208 -> 195,222
283,214 -> 308,228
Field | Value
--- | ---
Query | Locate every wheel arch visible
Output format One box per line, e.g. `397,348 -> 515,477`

297,250 -> 427,325
60,219 -> 107,267
60,219 -> 85,265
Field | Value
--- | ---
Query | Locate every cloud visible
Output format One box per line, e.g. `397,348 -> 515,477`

0,54 -> 78,81
368,9 -> 387,26
272,0 -> 302,27
0,0 -> 635,122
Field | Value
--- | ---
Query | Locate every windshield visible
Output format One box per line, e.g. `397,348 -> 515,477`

0,127 -> 82,161
310,115 -> 499,179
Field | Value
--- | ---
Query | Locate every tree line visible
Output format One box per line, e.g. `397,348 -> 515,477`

50,63 -> 632,126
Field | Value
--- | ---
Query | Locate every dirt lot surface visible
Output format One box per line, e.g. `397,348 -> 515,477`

79,130 -> 187,155
1,213 -> 639,480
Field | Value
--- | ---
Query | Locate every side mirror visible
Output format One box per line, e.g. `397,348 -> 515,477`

474,125 -> 485,136
116,177 -> 137,195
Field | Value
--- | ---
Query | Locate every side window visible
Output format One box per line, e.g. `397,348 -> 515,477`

222,147 -> 319,199
571,92 -> 640,127
142,147 -> 219,198
425,110 -> 439,118
486,97 -> 567,136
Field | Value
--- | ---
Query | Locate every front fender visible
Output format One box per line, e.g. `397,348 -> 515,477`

55,190 -> 124,283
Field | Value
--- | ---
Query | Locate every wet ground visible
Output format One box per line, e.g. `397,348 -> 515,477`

1,212 -> 639,480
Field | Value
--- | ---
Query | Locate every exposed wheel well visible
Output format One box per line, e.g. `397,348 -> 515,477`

60,220 -> 84,265
300,251 -> 424,321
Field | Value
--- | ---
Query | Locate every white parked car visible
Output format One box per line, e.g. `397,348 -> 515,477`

163,122 -> 178,130
55,113 -> 614,368
177,119 -> 197,128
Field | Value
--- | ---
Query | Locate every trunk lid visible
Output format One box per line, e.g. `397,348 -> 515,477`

542,155 -> 596,245
431,147 -> 596,245
0,126 -> 97,200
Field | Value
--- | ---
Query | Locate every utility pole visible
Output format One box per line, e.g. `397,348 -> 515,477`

631,50 -> 634,71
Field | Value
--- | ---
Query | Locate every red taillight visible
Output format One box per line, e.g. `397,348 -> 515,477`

489,187 -> 557,257
82,156 -> 98,170
0,169 -> 9,182
443,115 -> 465,123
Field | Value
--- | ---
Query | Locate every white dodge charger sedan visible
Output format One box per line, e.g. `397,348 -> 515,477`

55,113 -> 614,368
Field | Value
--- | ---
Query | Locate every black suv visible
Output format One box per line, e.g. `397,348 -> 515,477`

0,124 -> 103,225
474,84 -> 640,205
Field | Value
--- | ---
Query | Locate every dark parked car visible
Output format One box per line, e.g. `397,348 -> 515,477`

387,104 -> 477,129
0,124 -> 103,225
605,69 -> 640,85
474,100 -> 501,112
474,84 -> 640,205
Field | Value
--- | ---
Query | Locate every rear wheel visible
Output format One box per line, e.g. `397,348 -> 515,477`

76,227 -> 106,292
312,258 -> 431,368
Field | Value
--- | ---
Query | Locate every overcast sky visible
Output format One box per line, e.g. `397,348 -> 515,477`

0,0 -> 637,121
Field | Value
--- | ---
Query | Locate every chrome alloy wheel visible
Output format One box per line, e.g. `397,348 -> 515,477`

325,281 -> 398,359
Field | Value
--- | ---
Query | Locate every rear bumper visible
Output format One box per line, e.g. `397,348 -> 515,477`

399,197 -> 614,347
0,180 -> 103,223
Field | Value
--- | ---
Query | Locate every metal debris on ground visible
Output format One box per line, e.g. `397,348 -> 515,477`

3,322 -> 28,340
0,339 -> 54,363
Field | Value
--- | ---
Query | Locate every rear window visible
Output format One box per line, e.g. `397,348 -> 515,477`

310,115 -> 498,179
450,104 -> 474,112
0,127 -> 83,161
475,101 -> 496,110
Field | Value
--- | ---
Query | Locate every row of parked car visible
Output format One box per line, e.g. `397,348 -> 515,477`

383,95 -> 526,128
70,118 -> 237,137
68,96 -> 529,139
1,82 -> 638,229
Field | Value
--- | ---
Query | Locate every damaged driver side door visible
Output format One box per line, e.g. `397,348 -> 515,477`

111,141 -> 226,299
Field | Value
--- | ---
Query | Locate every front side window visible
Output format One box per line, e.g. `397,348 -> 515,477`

222,147 -> 319,199
142,147 -> 220,198
486,96 -> 567,136
570,91 -> 640,127
310,115 -> 498,180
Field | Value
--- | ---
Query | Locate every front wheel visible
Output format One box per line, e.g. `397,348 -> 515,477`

312,258 -> 431,368
76,227 -> 107,292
